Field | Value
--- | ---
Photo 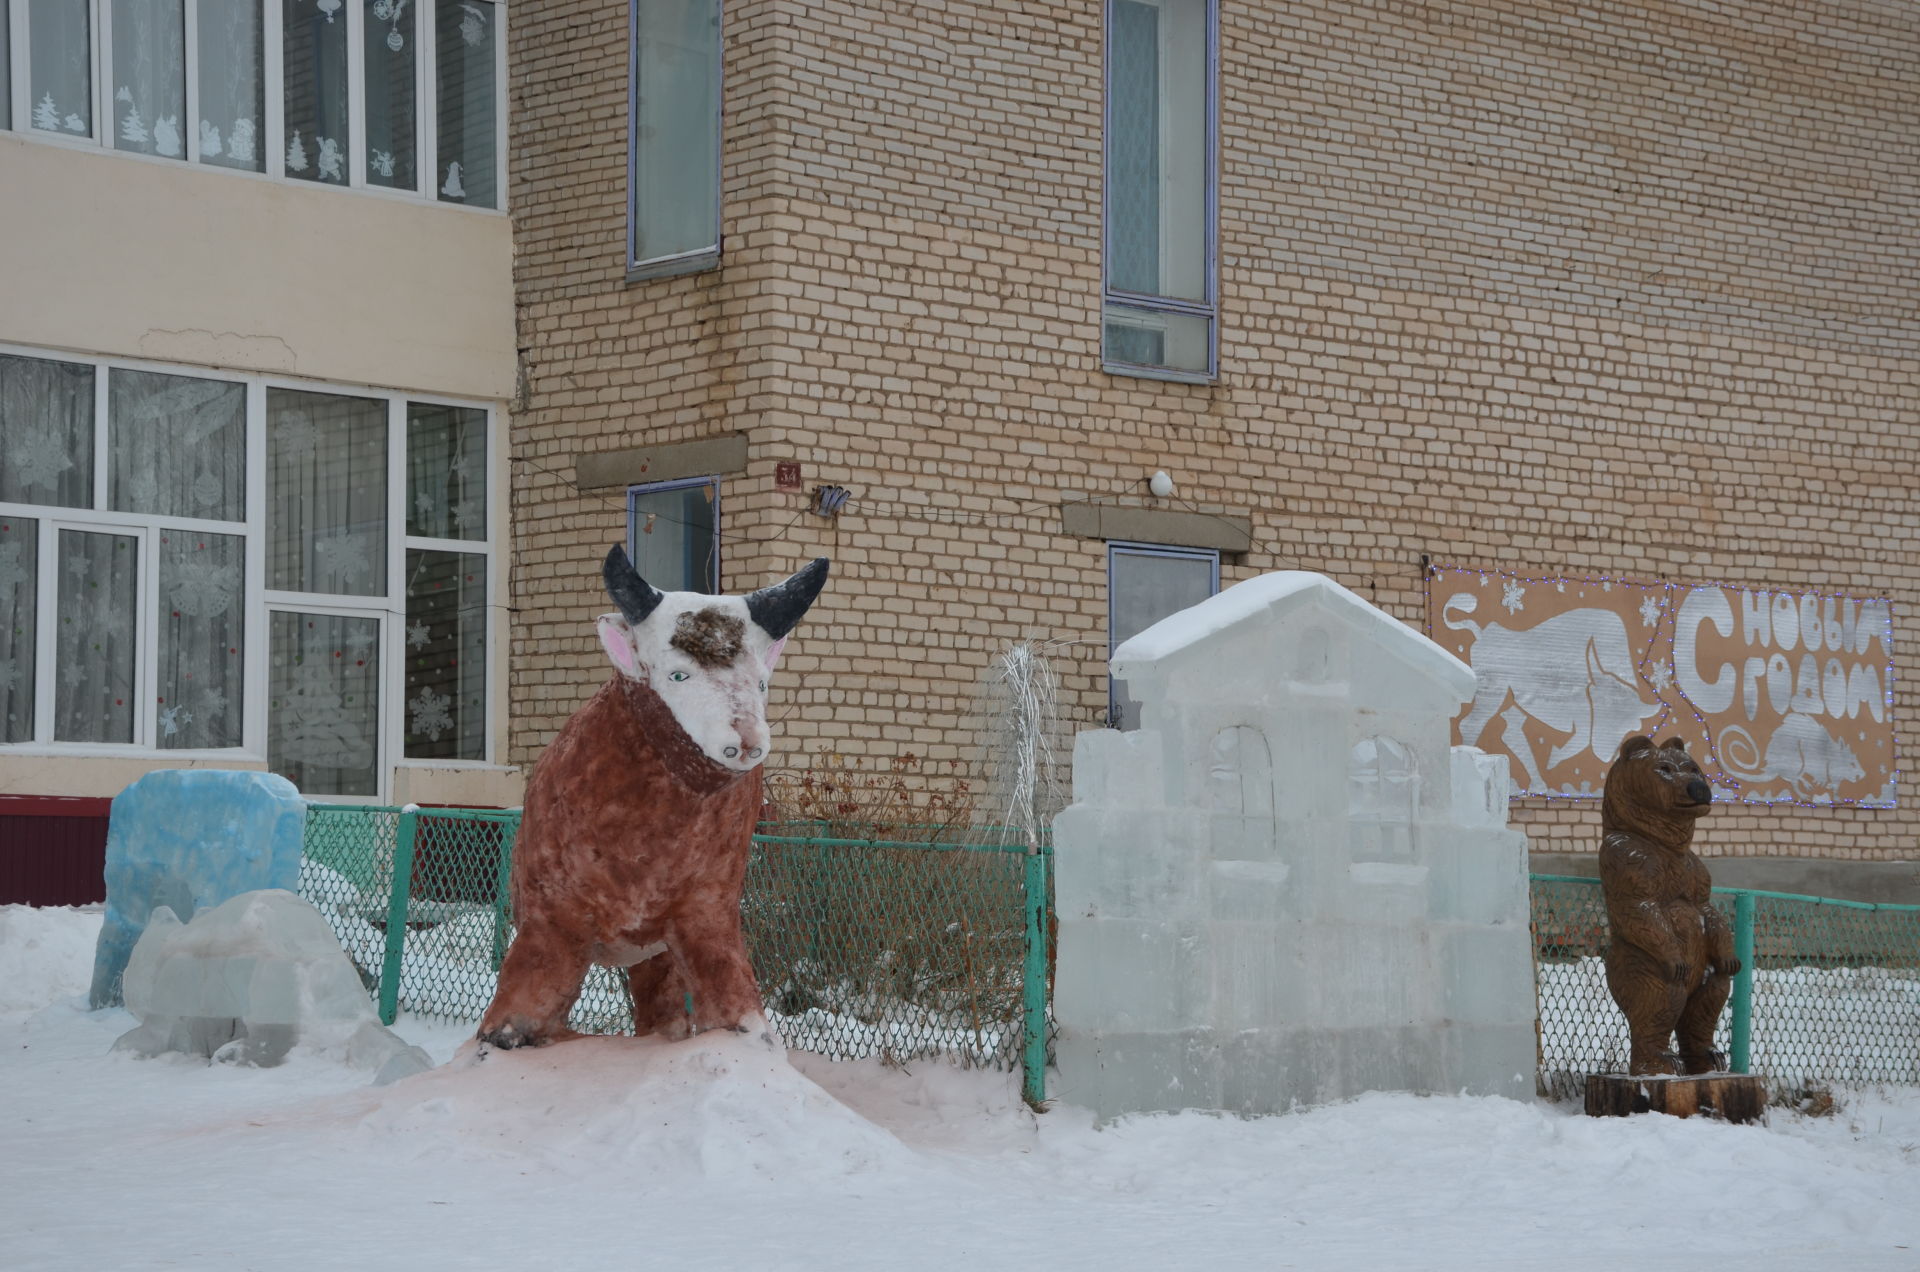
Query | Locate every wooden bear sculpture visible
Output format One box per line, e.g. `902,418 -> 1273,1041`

477,546 -> 828,1049
1598,735 -> 1743,1075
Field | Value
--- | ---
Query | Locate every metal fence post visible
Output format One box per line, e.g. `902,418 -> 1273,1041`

378,804 -> 421,1026
1729,890 -> 1756,1073
1021,843 -> 1049,1107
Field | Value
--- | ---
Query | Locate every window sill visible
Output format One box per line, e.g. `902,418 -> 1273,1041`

627,248 -> 721,284
1102,361 -> 1218,386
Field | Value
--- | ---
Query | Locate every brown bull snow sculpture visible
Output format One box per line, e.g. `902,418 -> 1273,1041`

477,546 -> 829,1049
1598,735 -> 1742,1076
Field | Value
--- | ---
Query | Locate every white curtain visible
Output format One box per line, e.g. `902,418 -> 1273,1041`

268,389 -> 388,596
282,0 -> 349,182
403,548 -> 485,760
109,368 -> 247,521
158,531 -> 245,749
0,518 -> 37,744
434,0 -> 496,206
1,354 -> 94,509
197,0 -> 264,170
54,530 -> 139,743
29,0 -> 92,135
269,610 -> 380,796
111,0 -> 187,158
405,404 -> 485,540
363,0 -> 417,188
632,0 -> 719,261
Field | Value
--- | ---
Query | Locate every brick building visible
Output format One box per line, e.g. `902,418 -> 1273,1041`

509,1 -> 1917,892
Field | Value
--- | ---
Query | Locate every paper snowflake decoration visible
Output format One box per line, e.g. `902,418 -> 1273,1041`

170,556 -> 239,618
314,532 -> 374,586
12,428 -> 74,489
197,687 -> 229,722
1639,595 -> 1662,627
1500,579 -> 1526,615
408,687 -> 453,742
1647,659 -> 1675,693
407,621 -> 432,650
0,543 -> 31,597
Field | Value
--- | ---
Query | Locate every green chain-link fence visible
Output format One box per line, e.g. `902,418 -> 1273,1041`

1531,873 -> 1920,1099
296,805 -> 1053,1103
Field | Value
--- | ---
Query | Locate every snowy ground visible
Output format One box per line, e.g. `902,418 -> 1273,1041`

5,905 -> 1918,1271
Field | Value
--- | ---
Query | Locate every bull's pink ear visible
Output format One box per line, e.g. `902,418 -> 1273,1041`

763,635 -> 789,670
598,615 -> 641,678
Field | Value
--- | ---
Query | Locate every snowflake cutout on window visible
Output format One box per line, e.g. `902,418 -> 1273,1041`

12,429 -> 74,489
1647,659 -> 1675,693
197,687 -> 229,722
408,687 -> 453,742
1638,595 -> 1662,628
0,544 -> 30,597
275,413 -> 319,458
65,552 -> 93,580
1500,579 -> 1526,615
407,621 -> 432,650
415,490 -> 439,523
450,497 -> 484,535
458,2 -> 488,46
60,661 -> 87,689
171,557 -> 239,617
314,532 -> 375,587
345,628 -> 379,656
159,704 -> 194,737
190,471 -> 225,509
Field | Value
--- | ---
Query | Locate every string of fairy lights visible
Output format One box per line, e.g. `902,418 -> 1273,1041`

1423,562 -> 1899,810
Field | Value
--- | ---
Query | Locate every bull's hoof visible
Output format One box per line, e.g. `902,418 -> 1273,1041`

476,1022 -> 547,1050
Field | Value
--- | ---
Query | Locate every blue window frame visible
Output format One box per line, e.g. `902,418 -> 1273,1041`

1102,0 -> 1218,381
625,476 -> 720,594
1107,540 -> 1219,728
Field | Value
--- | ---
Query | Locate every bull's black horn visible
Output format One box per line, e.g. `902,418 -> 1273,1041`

603,545 -> 665,625
747,558 -> 830,640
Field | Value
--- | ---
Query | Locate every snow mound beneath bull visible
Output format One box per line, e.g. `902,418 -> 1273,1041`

324,1028 -> 916,1183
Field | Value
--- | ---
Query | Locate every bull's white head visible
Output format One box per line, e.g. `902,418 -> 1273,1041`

596,546 -> 829,773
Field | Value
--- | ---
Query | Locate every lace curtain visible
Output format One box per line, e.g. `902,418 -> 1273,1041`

109,369 -> 247,521
198,0 -> 264,170
282,0 -> 349,182
269,611 -> 379,796
54,530 -> 139,743
403,549 -> 484,760
268,388 -> 387,596
0,354 -> 94,509
0,519 -> 36,744
157,531 -> 245,748
111,0 -> 187,159
434,0 -> 495,205
364,0 -> 416,188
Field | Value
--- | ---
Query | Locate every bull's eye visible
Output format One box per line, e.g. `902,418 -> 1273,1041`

667,670 -> 690,683
759,680 -> 767,693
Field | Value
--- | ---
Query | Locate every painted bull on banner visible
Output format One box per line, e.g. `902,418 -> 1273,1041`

477,546 -> 829,1049
1444,592 -> 1659,793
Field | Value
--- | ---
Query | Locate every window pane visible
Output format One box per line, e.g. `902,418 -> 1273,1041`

1107,0 -> 1207,304
0,353 -> 94,509
0,518 -> 37,743
628,481 -> 717,594
405,403 -> 485,539
269,610 -> 379,796
1109,547 -> 1215,730
268,389 -> 387,596
29,0 -> 92,136
55,530 -> 138,744
434,0 -> 495,207
404,549 -> 483,759
364,0 -> 416,189
109,369 -> 247,521
632,0 -> 719,263
197,0 -> 265,171
157,531 -> 244,748
1102,302 -> 1210,375
112,0 -> 187,159
283,0 -> 349,183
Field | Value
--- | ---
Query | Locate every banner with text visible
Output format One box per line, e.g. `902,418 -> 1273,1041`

1428,566 -> 1896,807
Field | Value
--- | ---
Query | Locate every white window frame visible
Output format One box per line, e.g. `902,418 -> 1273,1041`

1101,0 -> 1219,383
0,342 -> 501,804
3,0 -> 508,213
626,0 -> 722,282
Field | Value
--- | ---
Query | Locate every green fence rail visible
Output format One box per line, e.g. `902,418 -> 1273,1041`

297,806 -> 1054,1105
1531,873 -> 1920,1099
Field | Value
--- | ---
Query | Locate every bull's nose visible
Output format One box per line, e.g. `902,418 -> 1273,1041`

724,745 -> 739,758
747,746 -> 764,760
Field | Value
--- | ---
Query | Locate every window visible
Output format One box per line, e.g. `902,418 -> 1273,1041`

0,345 -> 495,798
1108,541 -> 1218,729
1103,0 -> 1216,380
3,0 -> 505,206
628,0 -> 721,279
626,477 -> 718,594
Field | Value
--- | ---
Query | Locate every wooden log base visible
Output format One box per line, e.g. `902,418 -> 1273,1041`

1584,1073 -> 1768,1125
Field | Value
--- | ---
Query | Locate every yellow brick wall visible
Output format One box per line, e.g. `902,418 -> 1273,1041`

509,0 -> 1919,860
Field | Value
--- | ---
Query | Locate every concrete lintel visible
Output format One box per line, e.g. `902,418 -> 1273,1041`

574,432 -> 750,491
1060,501 -> 1254,553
